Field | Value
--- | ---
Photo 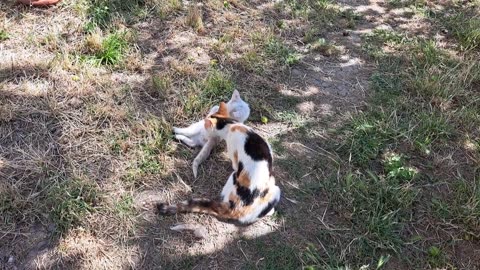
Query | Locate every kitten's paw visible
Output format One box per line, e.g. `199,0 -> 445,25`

173,127 -> 180,134
192,162 -> 199,178
156,203 -> 177,216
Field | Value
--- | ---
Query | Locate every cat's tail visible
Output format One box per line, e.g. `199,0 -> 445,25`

157,198 -> 232,219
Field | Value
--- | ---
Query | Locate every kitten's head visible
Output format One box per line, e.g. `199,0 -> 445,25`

230,90 -> 241,102
226,90 -> 250,123
204,102 -> 237,135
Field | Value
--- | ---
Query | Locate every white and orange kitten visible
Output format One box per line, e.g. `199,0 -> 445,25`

173,90 -> 250,177
159,102 -> 280,224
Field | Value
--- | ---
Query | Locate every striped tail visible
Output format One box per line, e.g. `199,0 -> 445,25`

157,198 -> 231,218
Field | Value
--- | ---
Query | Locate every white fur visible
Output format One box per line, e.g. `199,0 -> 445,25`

173,90 -> 250,177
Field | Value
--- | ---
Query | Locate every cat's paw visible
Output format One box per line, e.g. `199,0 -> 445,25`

156,203 -> 177,216
266,208 -> 275,216
172,127 -> 180,134
192,162 -> 199,178
175,135 -> 197,147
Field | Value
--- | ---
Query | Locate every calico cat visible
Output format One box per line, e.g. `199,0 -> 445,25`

158,102 -> 280,224
173,90 -> 250,178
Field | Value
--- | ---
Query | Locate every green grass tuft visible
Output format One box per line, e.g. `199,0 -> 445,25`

201,68 -> 235,100
151,74 -> 172,99
47,178 -> 98,234
251,237 -> 302,270
265,38 -> 301,66
443,12 -> 480,50
94,32 -> 129,65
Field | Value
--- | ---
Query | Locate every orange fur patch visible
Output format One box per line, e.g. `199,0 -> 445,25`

237,171 -> 251,187
230,125 -> 248,133
229,193 -> 240,205
259,188 -> 274,204
227,193 -> 255,218
233,151 -> 238,166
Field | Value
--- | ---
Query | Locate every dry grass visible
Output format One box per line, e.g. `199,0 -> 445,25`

185,5 -> 204,34
1,0 -> 479,269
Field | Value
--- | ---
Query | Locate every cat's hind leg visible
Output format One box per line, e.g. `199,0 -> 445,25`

175,135 -> 198,147
173,121 -> 204,137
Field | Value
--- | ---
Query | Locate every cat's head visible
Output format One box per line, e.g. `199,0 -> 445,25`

204,102 -> 237,136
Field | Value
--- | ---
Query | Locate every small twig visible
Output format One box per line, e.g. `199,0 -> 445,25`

284,196 -> 298,204
173,171 -> 192,192
237,240 -> 249,260
316,216 -> 350,231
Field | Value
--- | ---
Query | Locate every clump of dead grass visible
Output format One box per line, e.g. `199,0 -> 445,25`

186,5 -> 205,33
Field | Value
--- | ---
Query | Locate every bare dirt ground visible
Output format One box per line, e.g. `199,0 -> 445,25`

1,0 -> 479,269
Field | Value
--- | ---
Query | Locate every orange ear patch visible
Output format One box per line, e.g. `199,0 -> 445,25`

204,119 -> 213,129
230,125 -> 248,133
216,102 -> 229,117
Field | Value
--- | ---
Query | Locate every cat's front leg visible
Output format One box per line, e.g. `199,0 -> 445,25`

192,137 -> 219,178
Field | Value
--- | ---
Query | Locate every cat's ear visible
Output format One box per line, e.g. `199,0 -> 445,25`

231,90 -> 241,101
217,102 -> 229,117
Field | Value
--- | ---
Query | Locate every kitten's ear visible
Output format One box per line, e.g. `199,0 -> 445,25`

217,102 -> 229,117
204,118 -> 213,129
231,90 -> 240,101
208,105 -> 219,116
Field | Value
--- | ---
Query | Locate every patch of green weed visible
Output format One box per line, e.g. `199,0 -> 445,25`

0,29 -> 9,41
384,153 -> 417,182
309,38 -> 342,57
427,246 -> 446,268
265,38 -> 301,66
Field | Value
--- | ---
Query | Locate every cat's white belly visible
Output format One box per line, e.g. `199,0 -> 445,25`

221,173 -> 235,201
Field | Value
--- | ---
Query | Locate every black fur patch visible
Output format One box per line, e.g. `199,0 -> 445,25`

258,199 -> 279,218
156,203 -> 176,216
244,131 -> 273,173
237,161 -> 244,177
237,186 -> 259,206
211,116 -> 236,130
229,200 -> 235,209
232,172 -> 237,185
